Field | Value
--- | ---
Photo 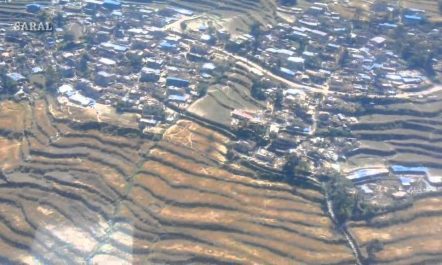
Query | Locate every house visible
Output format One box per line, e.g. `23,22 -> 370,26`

233,140 -> 257,154
139,117 -> 158,128
280,67 -> 295,79
59,65 -> 75,78
399,176 -> 414,187
142,98 -> 164,118
32,67 -> 44,74
167,94 -> 190,103
160,40 -> 178,52
69,92 -> 94,107
166,77 -> 189,88
390,165 -> 428,176
95,71 -> 115,87
98,57 -> 117,67
103,0 -> 121,10
403,14 -> 424,25
58,84 -> 74,96
26,4 -> 42,13
84,0 -> 101,12
146,58 -> 163,69
99,42 -> 129,55
369,36 -> 386,48
346,167 -> 390,184
265,48 -> 295,59
255,148 -> 276,163
76,79 -> 102,98
309,29 -> 328,42
201,63 -> 216,73
287,57 -> 305,71
403,8 -> 426,24
307,6 -> 324,15
167,86 -> 186,96
270,133 -> 300,152
231,109 -> 255,121
140,67 -> 160,82
6,73 -> 26,85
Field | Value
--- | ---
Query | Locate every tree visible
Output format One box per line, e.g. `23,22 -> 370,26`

196,82 -> 209,98
115,101 -> 126,113
38,10 -> 50,22
250,22 -> 261,39
251,81 -> 267,100
366,239 -> 384,263
0,70 -> 17,95
78,54 -> 89,76
180,21 -> 187,32
279,0 -> 297,6
274,88 -> 284,110
45,66 -> 60,93
326,171 -> 357,224
283,155 -> 299,177
54,13 -> 65,27
399,38 -> 435,76
63,32 -> 75,43
126,53 -> 143,72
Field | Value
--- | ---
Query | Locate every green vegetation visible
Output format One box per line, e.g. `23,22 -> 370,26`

45,66 -> 60,93
196,82 -> 209,98
366,239 -> 384,263
180,21 -> 187,31
78,54 -> 89,77
63,32 -> 75,43
251,78 -> 268,101
274,88 -> 284,110
126,53 -> 143,72
116,100 -> 127,113
325,172 -> 357,224
393,26 -> 442,76
324,171 -> 376,224
283,155 -> 311,177
279,0 -> 297,6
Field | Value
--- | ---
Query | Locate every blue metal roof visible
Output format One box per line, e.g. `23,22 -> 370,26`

280,67 -> 295,77
391,165 -> 428,173
6,73 -> 25,82
168,95 -> 189,102
404,15 -> 423,21
103,0 -> 121,7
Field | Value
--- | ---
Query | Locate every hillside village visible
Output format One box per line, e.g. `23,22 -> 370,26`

1,0 -> 442,211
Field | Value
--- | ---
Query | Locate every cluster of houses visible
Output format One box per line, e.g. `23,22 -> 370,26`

1,0 -> 227,133
346,165 -> 442,206
228,87 -> 318,170
226,2 -> 440,96
1,0 -> 442,204
0,28 -> 54,100
222,1 -> 441,196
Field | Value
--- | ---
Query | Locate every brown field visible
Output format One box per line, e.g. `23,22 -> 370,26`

330,0 -> 442,23
188,63 -> 265,126
348,195 -> 442,264
0,98 -> 356,264
0,101 -> 29,133
0,138 -> 21,171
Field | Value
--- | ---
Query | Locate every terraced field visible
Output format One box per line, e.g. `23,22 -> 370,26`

348,193 -> 442,264
0,99 -> 356,264
0,0 -> 51,26
188,63 -> 265,125
163,0 -> 277,29
331,0 -> 442,23
339,87 -> 442,263
345,90 -> 442,176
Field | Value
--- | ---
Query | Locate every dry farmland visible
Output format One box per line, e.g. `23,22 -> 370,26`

0,99 -> 356,264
